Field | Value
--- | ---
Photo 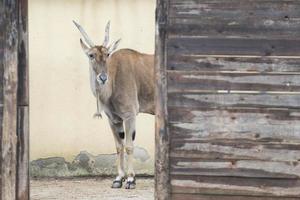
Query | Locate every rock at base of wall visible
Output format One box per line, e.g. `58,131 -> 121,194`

30,146 -> 154,178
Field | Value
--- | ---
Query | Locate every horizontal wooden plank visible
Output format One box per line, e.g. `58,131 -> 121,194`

169,0 -> 300,38
167,37 -> 300,56
167,56 -> 300,72
172,193 -> 300,200
168,93 -> 300,109
171,175 -> 300,197
168,18 -> 300,38
168,106 -> 300,144
170,141 -> 300,163
170,158 -> 300,178
167,71 -> 300,92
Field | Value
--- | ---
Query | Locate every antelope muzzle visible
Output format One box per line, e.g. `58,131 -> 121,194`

97,73 -> 108,85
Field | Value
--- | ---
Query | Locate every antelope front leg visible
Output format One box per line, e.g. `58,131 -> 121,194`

109,120 -> 125,188
93,93 -> 102,118
124,117 -> 136,189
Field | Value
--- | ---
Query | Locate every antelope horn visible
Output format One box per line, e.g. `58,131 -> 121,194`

103,21 -> 110,47
73,20 -> 95,47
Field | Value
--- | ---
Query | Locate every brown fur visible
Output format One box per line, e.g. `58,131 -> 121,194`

88,46 -> 154,121
107,49 -> 155,118
74,20 -> 154,187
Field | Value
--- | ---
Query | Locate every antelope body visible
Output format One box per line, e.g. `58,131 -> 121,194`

73,21 -> 154,189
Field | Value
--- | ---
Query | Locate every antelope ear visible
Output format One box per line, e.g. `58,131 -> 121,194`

80,38 -> 89,54
108,38 -> 121,56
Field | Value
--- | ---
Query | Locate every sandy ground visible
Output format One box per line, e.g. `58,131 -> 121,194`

30,177 -> 154,200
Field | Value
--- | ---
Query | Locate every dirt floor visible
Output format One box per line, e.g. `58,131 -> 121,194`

30,177 -> 154,200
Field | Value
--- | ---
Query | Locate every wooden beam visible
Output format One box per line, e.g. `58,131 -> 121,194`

17,0 -> 29,107
0,1 -> 19,200
16,107 -> 29,200
155,0 -> 170,199
16,1 -> 29,200
0,0 -> 28,199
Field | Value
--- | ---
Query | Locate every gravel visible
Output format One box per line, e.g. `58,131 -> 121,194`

30,177 -> 154,200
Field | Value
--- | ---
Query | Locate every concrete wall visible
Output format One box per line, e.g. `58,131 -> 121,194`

29,0 -> 156,176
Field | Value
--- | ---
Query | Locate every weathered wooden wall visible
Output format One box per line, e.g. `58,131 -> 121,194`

0,0 -> 29,200
155,0 -> 300,199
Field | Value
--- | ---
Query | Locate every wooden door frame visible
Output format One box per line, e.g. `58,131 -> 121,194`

0,0 -> 29,200
154,0 -> 170,200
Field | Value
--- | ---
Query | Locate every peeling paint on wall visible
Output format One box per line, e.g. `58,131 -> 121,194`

30,146 -> 154,177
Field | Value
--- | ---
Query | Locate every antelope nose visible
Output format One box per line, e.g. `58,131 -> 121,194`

98,73 -> 107,83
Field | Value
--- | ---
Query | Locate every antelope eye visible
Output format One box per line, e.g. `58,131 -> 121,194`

89,54 -> 94,59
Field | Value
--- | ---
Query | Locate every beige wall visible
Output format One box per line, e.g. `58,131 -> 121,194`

29,0 -> 156,161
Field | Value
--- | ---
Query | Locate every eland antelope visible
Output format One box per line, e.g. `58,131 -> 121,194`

73,21 -> 155,189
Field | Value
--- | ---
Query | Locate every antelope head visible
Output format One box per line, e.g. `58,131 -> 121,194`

73,20 -> 121,85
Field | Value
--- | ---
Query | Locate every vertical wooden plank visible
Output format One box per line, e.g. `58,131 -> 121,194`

0,1 -> 4,106
0,0 -> 5,198
155,0 -> 170,199
17,0 -> 28,106
16,1 -> 29,199
16,107 -> 29,200
0,108 -> 2,200
0,1 -> 19,200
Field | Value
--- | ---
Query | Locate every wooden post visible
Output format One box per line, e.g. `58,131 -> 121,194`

0,0 -> 29,200
0,1 -> 19,200
155,0 -> 170,199
16,0 -> 29,199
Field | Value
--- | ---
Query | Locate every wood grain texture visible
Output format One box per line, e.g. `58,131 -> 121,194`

0,0 -> 4,196
168,37 -> 300,57
168,106 -> 300,177
164,0 -> 300,199
17,0 -> 28,107
0,107 -> 2,199
16,106 -> 29,200
0,3 -> 3,106
168,71 -> 300,93
16,1 -> 29,199
171,175 -> 300,197
169,0 -> 300,38
168,93 -> 300,109
172,193 -> 300,200
155,0 -> 170,199
0,1 -> 19,200
167,56 -> 300,72
170,158 -> 300,179
169,107 -> 300,143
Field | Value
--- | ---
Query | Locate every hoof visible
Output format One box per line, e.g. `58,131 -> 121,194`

125,177 -> 136,189
111,178 -> 124,189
